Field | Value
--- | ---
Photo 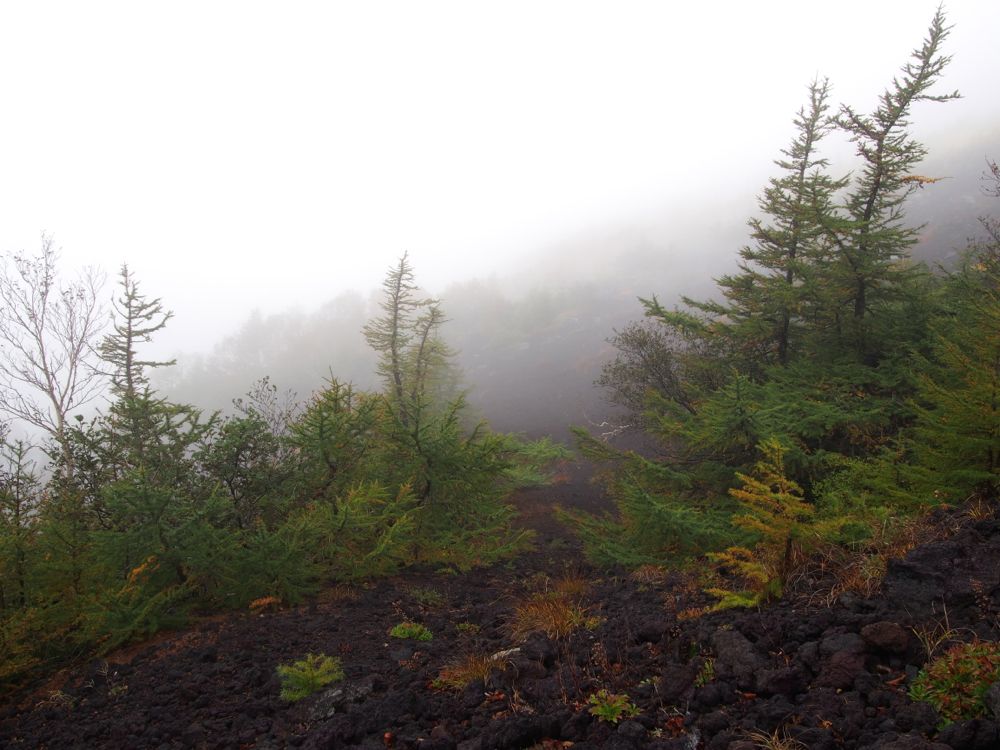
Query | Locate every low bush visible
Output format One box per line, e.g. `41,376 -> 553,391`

909,640 -> 1000,724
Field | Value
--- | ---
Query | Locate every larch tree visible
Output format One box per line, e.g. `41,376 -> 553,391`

364,253 -> 424,425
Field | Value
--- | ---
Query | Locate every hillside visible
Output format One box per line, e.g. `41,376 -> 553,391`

2,465 -> 998,749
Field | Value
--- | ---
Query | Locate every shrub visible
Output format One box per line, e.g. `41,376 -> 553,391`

276,653 -> 344,702
389,621 -> 433,641
587,689 -> 640,723
909,640 -> 1000,724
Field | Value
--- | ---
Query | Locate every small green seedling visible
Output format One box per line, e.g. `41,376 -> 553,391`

276,653 -> 344,702
587,689 -> 640,724
695,657 -> 715,687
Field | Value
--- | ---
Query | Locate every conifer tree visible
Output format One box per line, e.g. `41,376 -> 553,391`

828,8 -> 958,355
709,438 -> 814,605
100,265 -> 175,402
684,78 -> 845,367
362,253 -> 429,425
907,184 -> 1000,502
0,436 -> 40,611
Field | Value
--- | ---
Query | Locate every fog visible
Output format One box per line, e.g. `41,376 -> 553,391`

2,1 -> 1000,439
158,136 -> 997,441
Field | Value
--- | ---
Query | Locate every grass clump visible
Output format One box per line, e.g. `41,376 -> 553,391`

389,621 -> 433,641
508,591 -> 587,641
276,653 -> 344,702
434,649 -> 513,690
744,728 -> 806,750
909,640 -> 1000,724
587,689 -> 639,723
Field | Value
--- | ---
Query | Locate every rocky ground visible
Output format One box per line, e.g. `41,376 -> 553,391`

1,461 -> 999,750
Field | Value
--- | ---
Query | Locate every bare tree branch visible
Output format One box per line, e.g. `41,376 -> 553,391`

0,235 -> 107,446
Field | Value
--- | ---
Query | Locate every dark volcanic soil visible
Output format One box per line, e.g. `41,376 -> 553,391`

2,462 -> 999,750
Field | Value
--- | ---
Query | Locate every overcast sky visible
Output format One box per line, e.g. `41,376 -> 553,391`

2,1 -> 998,355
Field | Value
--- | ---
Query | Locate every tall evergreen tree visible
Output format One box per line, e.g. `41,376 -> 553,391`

828,8 -> 958,355
100,264 -> 175,401
362,253 -> 429,424
683,78 -> 845,367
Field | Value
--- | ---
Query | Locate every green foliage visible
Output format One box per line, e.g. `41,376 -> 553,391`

695,657 -> 716,687
216,515 -> 324,608
909,640 -> 1000,725
405,586 -> 445,608
497,435 -> 571,487
579,10 -> 963,588
198,410 -> 291,529
0,439 -> 40,614
684,77 -> 844,369
276,653 -> 344,702
389,621 -> 433,641
561,427 -> 738,568
587,689 -> 640,724
708,439 -> 815,606
904,244 -> 1000,504
289,379 -> 380,506
831,8 -> 957,353
99,264 -> 175,401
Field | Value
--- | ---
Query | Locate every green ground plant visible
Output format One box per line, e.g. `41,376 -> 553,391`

587,689 -> 640,724
389,621 -> 433,641
276,653 -> 344,702
909,640 -> 1000,725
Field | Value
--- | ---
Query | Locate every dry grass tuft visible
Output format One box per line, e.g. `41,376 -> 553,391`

911,605 -> 968,660
551,572 -> 590,599
676,606 -> 710,622
249,595 -> 282,612
508,592 -> 587,641
630,565 -> 668,585
807,513 -> 950,606
745,728 -> 806,750
965,496 -> 997,521
435,650 -> 513,690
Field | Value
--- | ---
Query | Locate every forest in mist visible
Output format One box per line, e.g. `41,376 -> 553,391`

3,8 -> 1000,720
156,130 -> 997,441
